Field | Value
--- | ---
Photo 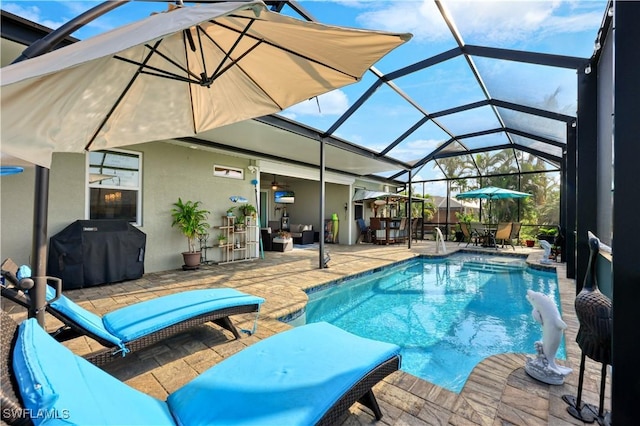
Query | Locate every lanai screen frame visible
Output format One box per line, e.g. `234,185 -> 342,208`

277,0 -> 591,267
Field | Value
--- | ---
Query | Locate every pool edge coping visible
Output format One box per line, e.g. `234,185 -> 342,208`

277,251 -> 558,324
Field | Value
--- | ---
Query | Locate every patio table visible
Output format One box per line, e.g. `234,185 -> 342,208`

481,224 -> 497,247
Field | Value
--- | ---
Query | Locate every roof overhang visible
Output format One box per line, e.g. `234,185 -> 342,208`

176,115 -> 410,177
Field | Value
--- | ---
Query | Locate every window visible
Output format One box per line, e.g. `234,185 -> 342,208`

87,149 -> 142,225
354,187 -> 364,220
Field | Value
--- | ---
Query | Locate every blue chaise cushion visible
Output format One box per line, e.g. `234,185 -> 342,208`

102,288 -> 264,342
44,285 -> 124,349
13,319 -> 175,425
168,322 -> 401,425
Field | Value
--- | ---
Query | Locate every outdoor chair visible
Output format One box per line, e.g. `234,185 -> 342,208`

502,222 -> 522,250
1,309 -> 401,425
411,217 -> 422,242
469,222 -> 488,245
459,222 -> 479,247
369,217 -> 384,244
393,218 -> 408,243
492,222 -> 513,249
355,218 -> 371,243
1,259 -> 263,367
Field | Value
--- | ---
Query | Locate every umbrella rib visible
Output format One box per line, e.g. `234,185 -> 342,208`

85,39 -> 163,151
115,37 -> 206,83
195,25 -> 210,84
198,22 -> 282,107
200,18 -> 256,85
115,55 -> 202,84
212,17 -> 361,79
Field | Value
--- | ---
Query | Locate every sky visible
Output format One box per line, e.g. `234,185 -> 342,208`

2,0 -> 608,195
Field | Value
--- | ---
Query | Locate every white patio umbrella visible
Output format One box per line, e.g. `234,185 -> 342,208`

0,0 -> 411,168
0,0 -> 411,325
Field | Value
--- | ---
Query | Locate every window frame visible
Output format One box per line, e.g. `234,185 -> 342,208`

86,148 -> 142,226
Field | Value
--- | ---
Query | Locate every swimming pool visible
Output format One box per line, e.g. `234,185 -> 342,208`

288,253 -> 564,393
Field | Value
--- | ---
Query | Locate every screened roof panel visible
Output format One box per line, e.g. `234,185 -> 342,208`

438,140 -> 467,154
515,150 -> 561,171
497,107 -> 568,144
436,154 -> 479,178
385,120 -> 451,163
413,160 -> 446,182
447,0 -> 607,58
392,56 -> 486,113
509,134 -> 563,158
434,105 -> 502,136
278,69 -> 381,133
473,149 -> 519,176
473,57 -> 579,115
330,84 -> 423,153
460,133 -> 511,151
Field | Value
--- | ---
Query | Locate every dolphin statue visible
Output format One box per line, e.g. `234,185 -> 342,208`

526,289 -> 573,376
539,240 -> 553,264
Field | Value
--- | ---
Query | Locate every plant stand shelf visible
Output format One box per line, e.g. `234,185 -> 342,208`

216,216 -> 258,264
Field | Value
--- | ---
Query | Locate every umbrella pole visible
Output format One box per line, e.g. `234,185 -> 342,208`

30,167 -> 49,325
14,1 -> 130,327
489,197 -> 493,224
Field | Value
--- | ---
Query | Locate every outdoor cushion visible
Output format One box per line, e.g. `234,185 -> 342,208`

43,284 -> 264,345
13,319 -> 174,425
168,322 -> 401,425
7,314 -> 400,425
44,284 -> 124,348
102,288 -> 263,342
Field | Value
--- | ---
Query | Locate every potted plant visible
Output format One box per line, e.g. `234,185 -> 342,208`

240,204 -> 257,218
171,198 -> 210,267
217,233 -> 228,246
234,216 -> 245,231
276,230 -> 291,239
226,207 -> 235,217
537,227 -> 558,244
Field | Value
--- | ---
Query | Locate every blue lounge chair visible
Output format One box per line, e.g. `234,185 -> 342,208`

1,310 -> 401,425
1,259 -> 263,366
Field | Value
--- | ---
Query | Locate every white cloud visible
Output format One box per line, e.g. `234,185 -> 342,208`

352,0 -> 604,45
356,1 -> 450,42
2,3 -> 67,29
2,1 -> 118,37
386,138 -> 442,163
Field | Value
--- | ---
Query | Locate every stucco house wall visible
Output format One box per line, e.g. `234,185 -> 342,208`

1,141 -> 258,273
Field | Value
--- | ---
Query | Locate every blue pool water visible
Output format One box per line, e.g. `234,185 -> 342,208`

292,253 -> 564,393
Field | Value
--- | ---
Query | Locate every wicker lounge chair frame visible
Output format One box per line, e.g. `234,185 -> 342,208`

1,260 -> 261,367
1,310 -> 400,425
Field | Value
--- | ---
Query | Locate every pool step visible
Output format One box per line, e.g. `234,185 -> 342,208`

462,258 -> 526,273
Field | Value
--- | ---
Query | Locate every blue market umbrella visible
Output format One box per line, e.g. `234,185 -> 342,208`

456,186 -> 530,223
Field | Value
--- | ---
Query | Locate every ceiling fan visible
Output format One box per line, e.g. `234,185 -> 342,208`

270,174 -> 289,190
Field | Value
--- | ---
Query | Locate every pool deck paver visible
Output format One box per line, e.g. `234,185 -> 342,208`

1,241 -> 610,425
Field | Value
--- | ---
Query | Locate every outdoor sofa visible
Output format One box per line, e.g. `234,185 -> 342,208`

0,259 -> 264,366
1,309 -> 401,425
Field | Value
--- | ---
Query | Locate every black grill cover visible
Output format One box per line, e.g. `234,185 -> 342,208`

47,220 -> 146,289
